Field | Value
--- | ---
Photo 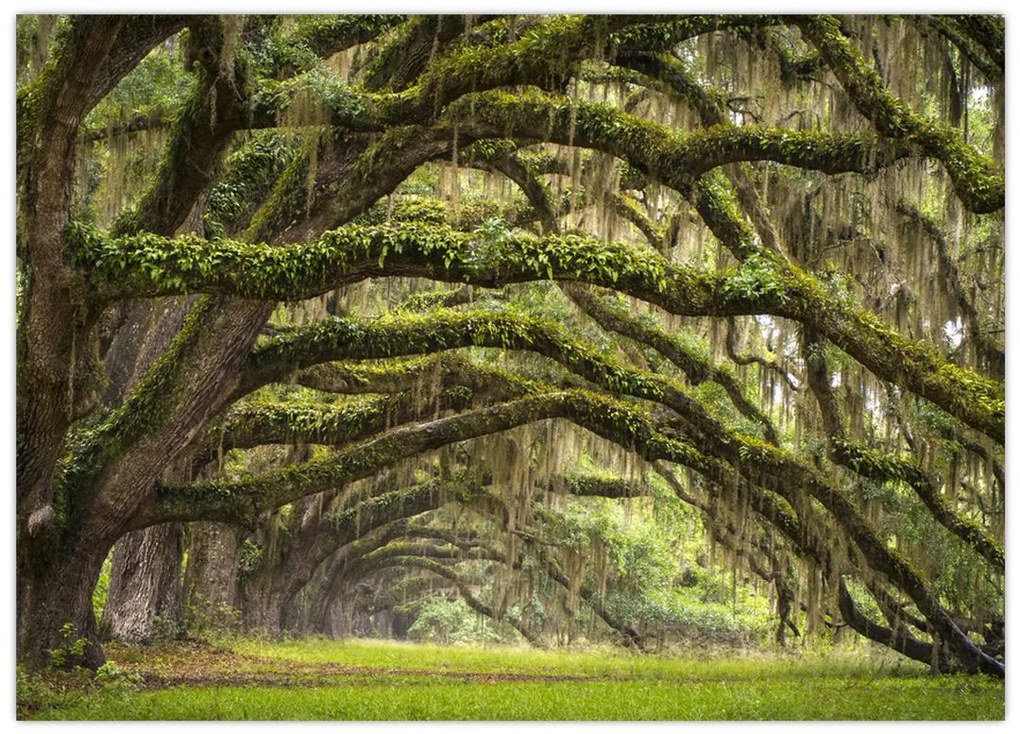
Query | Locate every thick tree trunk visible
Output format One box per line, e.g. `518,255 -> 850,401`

321,598 -> 350,638
94,298 -> 192,643
99,523 -> 185,643
182,522 -> 242,633
17,545 -> 111,670
240,570 -> 287,636
101,298 -> 193,406
310,560 -> 351,638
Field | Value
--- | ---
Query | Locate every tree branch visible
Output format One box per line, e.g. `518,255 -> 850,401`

802,329 -> 1003,572
76,221 -> 1003,443
797,15 -> 1003,214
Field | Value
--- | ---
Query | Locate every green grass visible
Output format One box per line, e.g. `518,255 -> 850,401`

231,637 -> 929,681
23,638 -> 1005,721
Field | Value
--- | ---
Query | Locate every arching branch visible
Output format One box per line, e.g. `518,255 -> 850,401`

802,331 -> 1003,572
76,223 -> 1003,443
292,353 -> 535,401
797,15 -> 1003,214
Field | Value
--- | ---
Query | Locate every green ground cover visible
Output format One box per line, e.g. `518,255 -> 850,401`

20,638 -> 1004,721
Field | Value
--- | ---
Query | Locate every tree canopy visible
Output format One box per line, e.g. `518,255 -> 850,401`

15,14 -> 1004,677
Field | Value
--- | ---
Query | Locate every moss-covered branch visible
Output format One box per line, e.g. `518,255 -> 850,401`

925,17 -> 1003,82
562,285 -> 779,442
608,193 -> 665,252
943,15 -> 1004,72
830,438 -> 1003,572
200,390 -> 472,457
837,578 -> 936,668
803,329 -> 1003,572
288,470 -> 655,629
238,16 -> 745,136
450,78 -> 1000,427
293,354 -> 536,402
285,15 -> 403,65
360,15 -> 499,92
59,297 -> 272,543
150,390 -> 710,527
798,15 -> 1003,214
76,220 -> 1003,442
85,16 -> 192,116
451,91 -> 914,188
113,17 -> 253,237
724,318 -> 800,393
170,371 -> 999,672
530,544 -> 645,650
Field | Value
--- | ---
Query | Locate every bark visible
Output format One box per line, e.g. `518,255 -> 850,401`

361,15 -> 497,91
17,543 -> 111,670
18,16 -> 124,521
797,15 -> 1003,214
94,202 -> 206,643
16,17 -> 131,671
240,573 -> 287,636
182,522 -> 242,632
837,578 -> 936,668
100,523 -> 185,643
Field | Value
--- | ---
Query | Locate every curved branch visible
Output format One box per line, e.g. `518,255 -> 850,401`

150,390 -> 711,527
725,317 -> 800,393
373,555 -> 545,647
361,15 -> 499,92
925,17 -> 1002,83
170,377 -> 1001,673
530,544 -> 645,650
803,330 -> 1003,572
837,578 -> 935,668
202,391 -> 470,457
563,285 -> 779,443
452,92 -> 915,187
797,15 -> 1003,214
77,222 -> 1003,443
286,15 -> 404,64
943,16 -> 1004,72
114,17 -> 254,237
293,353 -> 535,401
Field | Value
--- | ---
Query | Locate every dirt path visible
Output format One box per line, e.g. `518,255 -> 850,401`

107,641 -> 599,690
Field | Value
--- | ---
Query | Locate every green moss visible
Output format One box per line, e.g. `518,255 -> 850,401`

205,132 -> 298,236
830,438 -> 1004,571
74,215 -> 1003,442
54,296 -> 221,528
800,15 -> 1003,213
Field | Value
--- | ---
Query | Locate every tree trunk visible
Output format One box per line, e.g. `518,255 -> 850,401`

182,522 -> 241,633
322,598 -> 349,638
17,544 -> 111,670
240,571 -> 286,636
99,523 -> 185,643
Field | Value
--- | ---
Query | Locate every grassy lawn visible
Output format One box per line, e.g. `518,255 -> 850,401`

20,638 -> 1005,721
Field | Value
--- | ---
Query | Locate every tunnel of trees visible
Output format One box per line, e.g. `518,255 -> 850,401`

15,14 -> 1004,677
